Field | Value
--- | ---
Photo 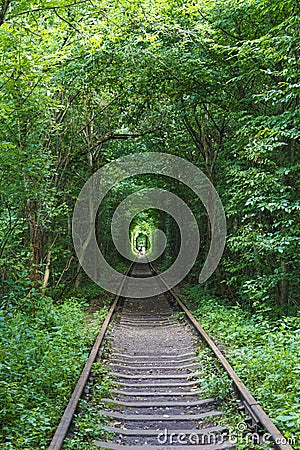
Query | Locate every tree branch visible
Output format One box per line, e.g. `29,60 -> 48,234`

87,127 -> 163,152
10,1 -> 88,19
54,9 -> 82,33
198,7 -> 240,41
0,0 -> 11,25
183,115 -> 205,160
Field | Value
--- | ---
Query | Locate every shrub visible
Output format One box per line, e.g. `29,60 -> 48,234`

0,297 -> 100,449
184,285 -> 300,447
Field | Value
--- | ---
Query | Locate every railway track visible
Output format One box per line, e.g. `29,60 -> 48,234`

48,260 -> 294,450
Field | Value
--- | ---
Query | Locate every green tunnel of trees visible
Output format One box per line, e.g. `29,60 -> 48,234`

1,0 -> 299,313
0,0 -> 299,448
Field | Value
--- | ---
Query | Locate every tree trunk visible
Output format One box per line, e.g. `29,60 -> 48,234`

42,251 -> 51,294
279,257 -> 289,310
27,199 -> 42,290
0,0 -> 10,26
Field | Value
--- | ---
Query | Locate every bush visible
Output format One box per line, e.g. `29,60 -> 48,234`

184,285 -> 300,447
0,297 -> 100,449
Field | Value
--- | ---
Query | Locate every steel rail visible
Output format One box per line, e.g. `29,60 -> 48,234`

48,260 -> 294,450
150,263 -> 294,450
47,266 -> 131,450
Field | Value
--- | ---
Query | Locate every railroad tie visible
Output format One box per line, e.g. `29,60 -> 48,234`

97,262 -> 235,448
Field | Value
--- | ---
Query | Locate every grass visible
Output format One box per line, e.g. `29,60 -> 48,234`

0,288 -> 113,450
182,284 -> 300,449
62,361 -> 114,449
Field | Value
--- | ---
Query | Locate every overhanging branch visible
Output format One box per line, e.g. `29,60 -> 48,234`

87,127 -> 163,152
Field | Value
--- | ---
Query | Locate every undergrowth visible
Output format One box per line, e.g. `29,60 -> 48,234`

184,284 -> 300,449
0,293 -> 111,449
196,346 -> 275,450
62,362 -> 114,449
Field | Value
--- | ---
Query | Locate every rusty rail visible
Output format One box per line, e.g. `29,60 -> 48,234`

150,263 -> 294,450
47,268 -> 131,450
48,261 -> 294,450
175,293 -> 293,450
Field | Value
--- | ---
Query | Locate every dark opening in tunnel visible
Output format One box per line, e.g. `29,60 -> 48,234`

136,233 -> 149,252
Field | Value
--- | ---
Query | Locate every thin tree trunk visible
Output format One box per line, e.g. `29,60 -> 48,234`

42,251 -> 51,294
280,257 -> 289,310
0,0 -> 10,26
27,199 -> 41,290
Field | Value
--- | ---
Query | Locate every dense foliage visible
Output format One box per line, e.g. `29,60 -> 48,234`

183,285 -> 300,447
0,0 -> 299,310
0,296 -> 108,449
0,0 -> 299,447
